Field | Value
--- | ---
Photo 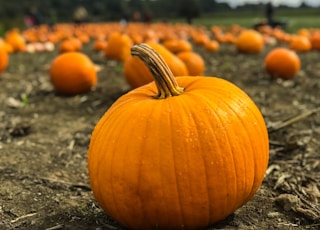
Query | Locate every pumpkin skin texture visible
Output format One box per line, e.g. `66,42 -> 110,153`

264,47 -> 301,80
49,52 -> 97,95
88,44 -> 269,230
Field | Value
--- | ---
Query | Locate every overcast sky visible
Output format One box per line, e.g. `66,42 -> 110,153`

216,0 -> 320,8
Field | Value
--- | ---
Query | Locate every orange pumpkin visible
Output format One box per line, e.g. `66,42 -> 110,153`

59,37 -> 82,53
104,32 -> 133,62
264,47 -> 301,80
289,35 -> 311,52
0,39 -> 9,74
93,39 -> 108,52
5,28 -> 26,52
309,32 -> 320,50
88,43 -> 269,230
235,29 -> 264,53
176,51 -> 205,76
49,52 -> 97,95
204,40 -> 220,52
124,42 -> 188,88
162,39 -> 192,54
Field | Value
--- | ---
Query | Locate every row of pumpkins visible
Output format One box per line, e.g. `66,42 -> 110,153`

1,22 -> 318,229
1,22 -> 319,95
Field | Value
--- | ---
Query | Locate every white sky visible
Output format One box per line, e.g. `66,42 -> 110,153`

216,0 -> 320,8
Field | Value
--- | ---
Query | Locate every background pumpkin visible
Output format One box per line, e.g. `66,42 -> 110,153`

104,32 -> 133,62
264,47 -> 301,80
49,52 -> 97,95
176,50 -> 205,76
235,29 -> 264,53
0,39 -> 9,74
88,43 -> 269,230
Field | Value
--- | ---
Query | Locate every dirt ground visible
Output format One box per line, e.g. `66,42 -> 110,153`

0,41 -> 319,230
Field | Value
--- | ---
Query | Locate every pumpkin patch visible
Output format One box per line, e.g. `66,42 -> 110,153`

1,8 -> 320,230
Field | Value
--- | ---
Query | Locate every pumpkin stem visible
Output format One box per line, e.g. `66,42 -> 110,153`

131,43 -> 184,99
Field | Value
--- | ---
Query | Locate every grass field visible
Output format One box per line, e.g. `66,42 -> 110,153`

173,7 -> 320,33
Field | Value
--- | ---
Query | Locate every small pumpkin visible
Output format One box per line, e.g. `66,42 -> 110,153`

5,28 -> 26,52
235,29 -> 264,53
59,37 -> 82,53
264,47 -> 301,80
289,35 -> 311,52
204,40 -> 220,52
104,32 -> 133,62
88,43 -> 269,230
49,52 -> 97,95
162,39 -> 193,54
124,42 -> 188,88
309,32 -> 320,50
176,51 -> 205,76
0,39 -> 9,74
93,39 -> 108,52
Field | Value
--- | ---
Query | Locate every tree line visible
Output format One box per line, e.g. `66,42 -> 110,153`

0,0 -> 316,29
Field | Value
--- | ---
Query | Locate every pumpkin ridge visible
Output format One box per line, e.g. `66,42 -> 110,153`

101,109 -> 131,224
242,104 -> 269,200
214,93 -> 257,206
189,93 -> 232,219
165,99 -> 185,227
171,96 -> 204,227
209,89 -> 268,205
199,93 -> 239,218
90,105 -> 139,226
186,96 -> 212,225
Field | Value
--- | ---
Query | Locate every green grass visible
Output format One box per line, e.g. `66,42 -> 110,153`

171,8 -> 320,33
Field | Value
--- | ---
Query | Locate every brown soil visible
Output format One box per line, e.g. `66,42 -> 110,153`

0,42 -> 319,230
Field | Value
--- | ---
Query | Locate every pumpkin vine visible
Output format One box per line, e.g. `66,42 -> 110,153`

131,43 -> 184,99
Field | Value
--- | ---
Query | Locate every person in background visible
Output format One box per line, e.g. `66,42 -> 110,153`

266,2 -> 274,27
73,6 -> 88,26
24,7 -> 43,28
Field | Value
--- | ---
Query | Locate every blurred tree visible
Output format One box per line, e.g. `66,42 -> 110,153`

179,0 -> 200,24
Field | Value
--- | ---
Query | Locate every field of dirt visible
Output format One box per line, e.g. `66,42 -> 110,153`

0,39 -> 319,230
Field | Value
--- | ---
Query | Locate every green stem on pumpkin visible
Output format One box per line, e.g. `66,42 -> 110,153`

130,43 -> 184,99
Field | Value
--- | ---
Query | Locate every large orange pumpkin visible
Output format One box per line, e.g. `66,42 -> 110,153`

88,43 -> 269,230
49,52 -> 97,95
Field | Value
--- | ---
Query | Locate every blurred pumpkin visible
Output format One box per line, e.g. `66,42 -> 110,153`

0,39 -> 9,74
104,32 -> 133,62
162,39 -> 192,54
93,39 -> 108,52
88,43 -> 269,230
204,40 -> 220,52
235,29 -> 264,53
309,32 -> 320,50
176,51 -> 205,76
264,47 -> 301,80
5,28 -> 26,52
59,37 -> 82,53
49,52 -> 97,95
289,35 -> 311,52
